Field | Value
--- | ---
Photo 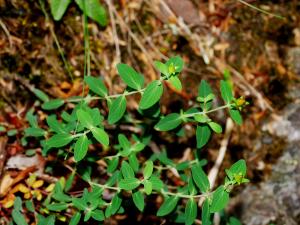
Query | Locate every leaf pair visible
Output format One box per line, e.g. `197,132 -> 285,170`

50,0 -> 107,26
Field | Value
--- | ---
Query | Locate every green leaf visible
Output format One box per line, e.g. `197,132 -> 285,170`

25,200 -> 35,213
166,56 -> 184,73
118,134 -> 131,149
0,126 -> 6,132
196,124 -> 211,148
91,209 -> 104,221
139,80 -> 163,110
89,108 -> 104,126
188,177 -> 197,195
84,76 -> 108,97
154,61 -> 168,76
111,194 -> 122,214
77,109 -> 94,129
168,76 -> 182,91
117,63 -> 144,90
12,209 -> 28,225
132,191 -> 145,212
33,88 -> 49,102
75,0 -> 107,26
69,212 -> 81,225
72,198 -> 87,211
107,157 -> 119,173
143,160 -> 153,179
47,115 -> 66,133
129,154 -> 139,172
155,113 -> 182,131
229,217 -> 242,225
119,178 -> 140,190
198,80 -> 213,110
191,164 -> 210,193
208,122 -> 222,134
46,202 -> 68,211
50,0 -> 71,21
26,110 -> 38,127
42,99 -> 64,110
227,159 -> 247,177
149,176 -> 164,190
184,198 -> 197,225
91,127 -> 109,146
7,129 -> 17,136
121,161 -> 135,179
65,172 -> 75,192
220,80 -> 233,103
14,197 -> 22,211
229,109 -> 242,125
157,196 -> 179,216
84,210 -> 92,222
176,161 -> 190,171
108,96 -> 127,124
24,127 -> 46,137
74,135 -> 89,162
143,180 -> 152,195
37,215 -> 55,225
194,114 -> 210,123
202,199 -> 211,225
46,133 -> 73,148
210,186 -> 229,213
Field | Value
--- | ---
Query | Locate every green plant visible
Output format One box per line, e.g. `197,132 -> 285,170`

49,0 -> 107,26
16,54 -> 249,225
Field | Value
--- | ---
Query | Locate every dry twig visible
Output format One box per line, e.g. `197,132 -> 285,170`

208,118 -> 234,188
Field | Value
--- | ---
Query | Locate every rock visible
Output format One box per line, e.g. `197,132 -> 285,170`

232,97 -> 300,224
234,142 -> 300,225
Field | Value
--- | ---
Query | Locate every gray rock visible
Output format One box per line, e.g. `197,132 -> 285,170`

237,142 -> 300,225
233,99 -> 300,224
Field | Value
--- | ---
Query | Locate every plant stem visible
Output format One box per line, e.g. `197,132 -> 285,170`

237,0 -> 284,19
66,88 -> 145,103
38,0 -> 73,80
183,104 -> 231,118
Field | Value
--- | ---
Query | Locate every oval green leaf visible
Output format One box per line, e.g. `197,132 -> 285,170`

108,96 -> 127,124
184,198 -> 197,225
198,80 -> 213,110
91,127 -> 109,146
75,0 -> 107,26
84,76 -> 107,97
121,161 -> 135,179
46,133 -> 73,148
117,63 -> 144,90
143,160 -> 153,180
167,76 -> 182,91
191,164 -> 210,193
132,191 -> 145,212
155,113 -> 182,131
119,178 -> 140,191
157,196 -> 179,216
229,109 -> 242,125
220,80 -> 233,104
74,135 -> 89,162
50,0 -> 71,21
210,186 -> 229,213
208,122 -> 222,134
42,99 -> 64,110
202,199 -> 211,225
139,80 -> 163,110
77,109 -> 94,129
196,124 -> 211,148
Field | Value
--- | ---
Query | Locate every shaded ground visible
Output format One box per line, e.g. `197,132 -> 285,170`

0,0 -> 300,224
